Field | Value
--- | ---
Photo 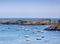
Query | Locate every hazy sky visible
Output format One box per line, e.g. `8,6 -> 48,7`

0,0 -> 60,18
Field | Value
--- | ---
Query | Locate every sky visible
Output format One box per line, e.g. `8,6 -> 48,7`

0,0 -> 60,18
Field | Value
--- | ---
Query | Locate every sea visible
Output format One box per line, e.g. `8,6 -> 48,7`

0,18 -> 60,44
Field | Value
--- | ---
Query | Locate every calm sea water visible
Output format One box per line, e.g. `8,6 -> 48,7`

0,18 -> 60,20
0,18 -> 60,44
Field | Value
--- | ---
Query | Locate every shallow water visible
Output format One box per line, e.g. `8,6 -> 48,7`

0,24 -> 60,44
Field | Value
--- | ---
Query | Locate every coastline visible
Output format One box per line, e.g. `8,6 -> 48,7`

0,19 -> 60,31
0,19 -> 52,25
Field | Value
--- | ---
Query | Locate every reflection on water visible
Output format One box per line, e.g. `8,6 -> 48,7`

0,24 -> 60,44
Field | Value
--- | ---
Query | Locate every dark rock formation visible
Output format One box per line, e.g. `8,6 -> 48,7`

45,20 -> 60,31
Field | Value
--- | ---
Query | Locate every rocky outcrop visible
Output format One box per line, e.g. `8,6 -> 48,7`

21,19 -> 51,25
0,19 -> 59,25
35,19 -> 51,25
0,19 -> 51,25
0,20 -> 22,24
45,20 -> 60,31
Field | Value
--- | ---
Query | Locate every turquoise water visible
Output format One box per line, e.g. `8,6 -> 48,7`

0,24 -> 60,44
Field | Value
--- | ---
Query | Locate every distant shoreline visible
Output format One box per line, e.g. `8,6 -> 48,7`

0,19 -> 60,31
0,19 -> 51,25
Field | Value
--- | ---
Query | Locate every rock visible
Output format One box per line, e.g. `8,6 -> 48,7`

36,38 -> 41,40
41,36 -> 45,38
45,23 -> 60,31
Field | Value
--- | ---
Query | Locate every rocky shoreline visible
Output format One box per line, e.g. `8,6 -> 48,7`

0,19 -> 60,31
0,19 -> 51,25
45,20 -> 60,31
